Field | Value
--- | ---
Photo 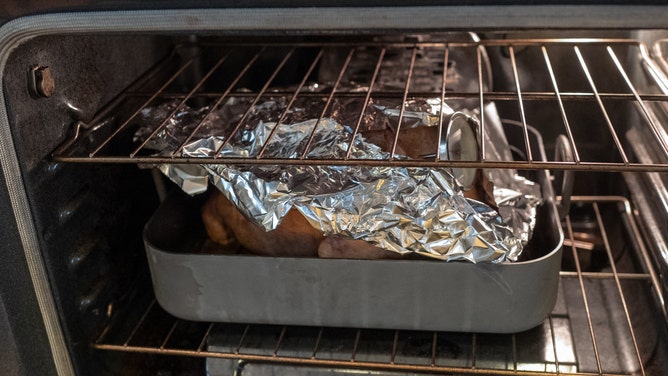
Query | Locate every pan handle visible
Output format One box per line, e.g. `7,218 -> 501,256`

554,135 -> 574,219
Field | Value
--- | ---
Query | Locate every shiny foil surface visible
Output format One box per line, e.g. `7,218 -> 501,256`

135,94 -> 541,263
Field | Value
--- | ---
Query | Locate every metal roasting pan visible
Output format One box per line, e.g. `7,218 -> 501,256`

143,122 -> 564,333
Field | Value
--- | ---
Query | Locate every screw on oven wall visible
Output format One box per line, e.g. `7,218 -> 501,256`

29,65 -> 55,98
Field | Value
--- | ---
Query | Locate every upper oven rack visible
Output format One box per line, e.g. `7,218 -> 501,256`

52,37 -> 668,172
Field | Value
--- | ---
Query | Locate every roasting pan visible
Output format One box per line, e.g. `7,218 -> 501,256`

143,121 -> 564,333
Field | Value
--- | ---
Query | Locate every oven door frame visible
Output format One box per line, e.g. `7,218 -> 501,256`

2,5 -> 668,376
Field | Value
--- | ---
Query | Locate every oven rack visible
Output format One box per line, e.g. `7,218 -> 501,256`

53,38 -> 668,172
92,197 -> 668,376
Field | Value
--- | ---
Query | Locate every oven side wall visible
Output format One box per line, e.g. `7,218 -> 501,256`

0,166 -> 55,376
0,33 -> 171,375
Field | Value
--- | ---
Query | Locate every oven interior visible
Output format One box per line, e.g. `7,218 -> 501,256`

3,31 -> 668,375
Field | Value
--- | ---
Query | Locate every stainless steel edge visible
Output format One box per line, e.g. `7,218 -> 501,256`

643,42 -> 668,94
3,6 -> 668,33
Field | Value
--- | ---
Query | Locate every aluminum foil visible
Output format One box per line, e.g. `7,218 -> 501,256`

135,95 -> 539,263
340,96 -> 542,250
482,103 -> 542,248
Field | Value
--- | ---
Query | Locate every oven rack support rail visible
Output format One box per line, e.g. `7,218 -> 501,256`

53,38 -> 668,172
92,197 -> 668,376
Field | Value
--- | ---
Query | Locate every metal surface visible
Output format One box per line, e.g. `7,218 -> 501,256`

8,4 -> 668,30
624,128 -> 668,318
93,197 -> 668,375
554,134 -> 574,218
28,65 -> 54,98
141,189 -> 560,331
51,38 -> 668,172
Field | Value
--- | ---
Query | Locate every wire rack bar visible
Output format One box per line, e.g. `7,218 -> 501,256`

541,46 -> 581,164
235,324 -> 250,354
88,55 -> 198,157
564,215 -> 603,375
122,299 -> 155,347
559,271 -> 651,280
346,48 -> 386,160
93,340 -> 630,376
350,329 -> 362,362
390,330 -> 399,364
548,316 -> 561,374
607,46 -> 668,157
436,46 -> 450,160
131,53 -> 230,157
430,332 -> 438,366
573,46 -> 629,165
389,47 -> 417,160
213,49 -> 296,157
509,45 -> 533,163
160,320 -> 179,350
49,156 -> 668,172
617,190 -> 668,321
124,90 -> 668,101
257,49 -> 325,159
194,38 -> 642,49
121,90 -> 668,101
173,48 -> 266,157
301,48 -> 356,159
591,202 -> 645,376
477,46 -> 487,162
272,326 -> 287,357
311,328 -> 323,359
196,323 -> 214,353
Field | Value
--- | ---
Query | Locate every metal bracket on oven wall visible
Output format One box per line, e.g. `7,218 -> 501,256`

28,65 -> 54,98
52,121 -> 85,158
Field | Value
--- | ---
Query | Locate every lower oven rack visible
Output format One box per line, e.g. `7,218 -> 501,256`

92,196 -> 668,376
